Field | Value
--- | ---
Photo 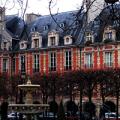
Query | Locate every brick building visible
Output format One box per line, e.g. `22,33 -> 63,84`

0,0 -> 120,109
1,4 -> 119,77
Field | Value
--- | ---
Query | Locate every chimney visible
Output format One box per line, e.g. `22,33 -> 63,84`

25,13 -> 40,24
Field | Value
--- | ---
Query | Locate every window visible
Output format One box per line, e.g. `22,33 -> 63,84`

64,35 -> 72,45
104,32 -> 112,40
3,42 -> 7,50
64,50 -> 72,70
12,58 -> 15,72
33,54 -> 39,72
103,26 -> 116,41
60,23 -> 65,28
0,15 -> 2,21
3,58 -> 8,72
75,20 -> 79,26
105,52 -> 112,67
50,37 -> 56,46
43,25 -> 49,31
20,55 -> 25,73
86,32 -> 93,41
48,30 -> 59,46
66,37 -> 70,43
20,41 -> 27,49
85,53 -> 93,68
21,43 -> 24,48
49,52 -> 56,71
34,39 -> 39,48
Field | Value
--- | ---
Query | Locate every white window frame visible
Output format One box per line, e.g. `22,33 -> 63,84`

31,32 -> 42,48
34,39 -> 39,48
103,26 -> 116,41
49,52 -> 56,71
59,23 -> 65,28
50,36 -> 56,46
43,25 -> 49,31
19,55 -> 26,73
85,53 -> 93,68
64,50 -> 72,70
85,32 -> 93,42
104,32 -> 112,40
105,52 -> 112,67
2,58 -> 8,72
64,35 -> 72,45
19,41 -> 27,49
48,30 -> 59,47
2,41 -> 9,50
33,54 -> 39,72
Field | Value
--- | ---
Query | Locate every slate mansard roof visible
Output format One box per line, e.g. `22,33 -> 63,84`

5,4 -> 120,51
5,11 -> 85,50
89,4 -> 120,43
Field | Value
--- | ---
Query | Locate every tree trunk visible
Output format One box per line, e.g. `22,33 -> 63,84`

101,91 -> 105,104
70,86 -> 72,101
80,87 -> 83,120
116,88 -> 119,120
88,89 -> 92,103
88,89 -> 93,120
100,84 -> 105,104
53,80 -> 56,120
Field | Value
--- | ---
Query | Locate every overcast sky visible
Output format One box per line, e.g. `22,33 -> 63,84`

3,0 -> 82,16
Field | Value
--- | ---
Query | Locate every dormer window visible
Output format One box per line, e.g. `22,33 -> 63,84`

19,41 -> 27,49
104,32 -> 112,39
21,43 -> 24,48
43,25 -> 49,31
48,30 -> 59,47
64,35 -> 72,45
66,38 -> 69,43
103,26 -> 116,41
1,41 -> 9,50
60,23 -> 65,28
86,32 -> 93,41
50,37 -> 56,46
85,32 -> 93,45
3,42 -> 7,50
0,15 -> 2,21
34,39 -> 39,48
31,32 -> 42,48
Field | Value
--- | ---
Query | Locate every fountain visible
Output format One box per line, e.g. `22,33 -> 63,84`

8,77 -> 49,120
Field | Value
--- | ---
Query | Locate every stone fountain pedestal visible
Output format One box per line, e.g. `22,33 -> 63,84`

8,104 -> 49,120
8,78 -> 49,120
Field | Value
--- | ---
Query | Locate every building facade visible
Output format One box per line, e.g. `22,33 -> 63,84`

0,2 -> 120,114
0,5 -> 120,77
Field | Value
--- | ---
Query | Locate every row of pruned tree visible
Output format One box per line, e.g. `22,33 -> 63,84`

0,68 -> 120,117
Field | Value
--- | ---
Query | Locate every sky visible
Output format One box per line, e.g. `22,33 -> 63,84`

1,0 -> 82,16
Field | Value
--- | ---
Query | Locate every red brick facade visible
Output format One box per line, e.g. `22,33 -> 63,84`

0,43 -> 119,76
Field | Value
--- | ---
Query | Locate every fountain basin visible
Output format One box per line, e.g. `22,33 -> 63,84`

8,104 -> 49,114
8,78 -> 49,120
